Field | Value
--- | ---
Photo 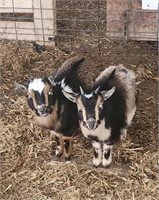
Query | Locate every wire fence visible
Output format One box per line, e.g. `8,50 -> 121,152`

55,0 -> 158,54
0,0 -> 158,54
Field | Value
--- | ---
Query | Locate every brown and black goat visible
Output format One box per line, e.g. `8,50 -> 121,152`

61,64 -> 137,167
16,56 -> 85,160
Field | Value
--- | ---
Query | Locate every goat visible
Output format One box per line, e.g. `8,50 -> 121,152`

61,64 -> 137,167
16,56 -> 85,160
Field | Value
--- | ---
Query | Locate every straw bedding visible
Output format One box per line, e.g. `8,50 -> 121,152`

0,40 -> 158,200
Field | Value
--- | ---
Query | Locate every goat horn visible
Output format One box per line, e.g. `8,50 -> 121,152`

94,86 -> 100,94
79,86 -> 84,95
54,56 -> 85,81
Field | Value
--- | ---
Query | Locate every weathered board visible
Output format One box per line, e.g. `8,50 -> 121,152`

106,0 -> 128,38
107,0 -> 158,41
128,0 -> 158,41
0,0 -> 33,13
0,0 -> 56,44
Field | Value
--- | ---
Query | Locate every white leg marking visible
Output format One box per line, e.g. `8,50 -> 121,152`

102,144 -> 113,167
50,130 -> 61,137
55,145 -> 62,156
127,107 -> 136,125
92,141 -> 102,167
120,128 -> 127,141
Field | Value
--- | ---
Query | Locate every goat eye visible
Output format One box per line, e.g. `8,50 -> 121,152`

49,91 -> 53,95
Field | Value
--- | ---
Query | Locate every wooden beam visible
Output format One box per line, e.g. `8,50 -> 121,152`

107,0 -> 128,38
33,0 -> 56,44
0,21 -> 36,41
0,0 -> 33,13
128,0 -> 158,41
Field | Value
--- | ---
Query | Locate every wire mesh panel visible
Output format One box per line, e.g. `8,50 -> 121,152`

0,0 -> 56,44
55,0 -> 159,53
128,0 -> 158,41
0,0 -> 158,52
56,0 -> 108,50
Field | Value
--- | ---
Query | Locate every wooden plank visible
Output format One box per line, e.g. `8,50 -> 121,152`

0,0 -> 33,13
0,21 -> 36,41
0,0 -> 56,44
107,0 -> 128,38
33,0 -> 56,44
128,0 -> 158,41
128,11 -> 158,40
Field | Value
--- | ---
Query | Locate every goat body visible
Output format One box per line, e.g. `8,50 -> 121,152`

17,56 -> 85,160
62,64 -> 137,166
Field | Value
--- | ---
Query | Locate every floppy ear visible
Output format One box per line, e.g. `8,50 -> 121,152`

15,82 -> 29,95
101,86 -> 116,100
61,78 -> 78,103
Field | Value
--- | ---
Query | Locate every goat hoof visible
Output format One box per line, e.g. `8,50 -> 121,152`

55,152 -> 63,158
93,164 -> 99,168
102,159 -> 112,168
92,158 -> 101,168
103,164 -> 111,168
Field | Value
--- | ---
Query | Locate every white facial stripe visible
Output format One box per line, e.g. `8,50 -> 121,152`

77,97 -> 87,122
28,78 -> 45,94
95,96 -> 103,121
84,93 -> 93,99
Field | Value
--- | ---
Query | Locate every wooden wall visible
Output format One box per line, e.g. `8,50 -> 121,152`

0,0 -> 56,44
107,0 -> 158,41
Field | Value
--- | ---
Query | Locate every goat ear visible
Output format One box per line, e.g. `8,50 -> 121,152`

94,86 -> 100,94
15,82 -> 28,96
101,86 -> 116,100
61,78 -> 78,103
15,82 -> 28,92
48,75 -> 55,85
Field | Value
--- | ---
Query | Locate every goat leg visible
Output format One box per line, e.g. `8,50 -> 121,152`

92,141 -> 102,167
63,137 -> 73,161
54,136 -> 64,158
102,143 -> 113,167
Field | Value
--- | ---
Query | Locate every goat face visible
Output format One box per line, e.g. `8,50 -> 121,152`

76,89 -> 103,130
61,79 -> 116,130
27,78 -> 54,117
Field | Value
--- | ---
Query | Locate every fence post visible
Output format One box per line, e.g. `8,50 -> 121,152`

33,0 -> 56,45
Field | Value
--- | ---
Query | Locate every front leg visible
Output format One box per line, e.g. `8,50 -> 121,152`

63,137 -> 73,161
50,131 -> 64,158
120,128 -> 127,141
54,136 -> 64,157
92,141 -> 102,167
102,143 -> 113,167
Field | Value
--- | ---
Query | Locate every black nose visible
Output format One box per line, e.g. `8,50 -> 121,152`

87,118 -> 96,130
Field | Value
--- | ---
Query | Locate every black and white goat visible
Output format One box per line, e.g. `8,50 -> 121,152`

62,64 -> 137,167
16,56 -> 84,160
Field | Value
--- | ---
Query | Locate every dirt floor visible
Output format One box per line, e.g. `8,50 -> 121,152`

0,39 -> 158,200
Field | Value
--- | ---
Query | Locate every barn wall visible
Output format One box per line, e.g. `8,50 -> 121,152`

107,0 -> 158,41
0,0 -> 56,44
